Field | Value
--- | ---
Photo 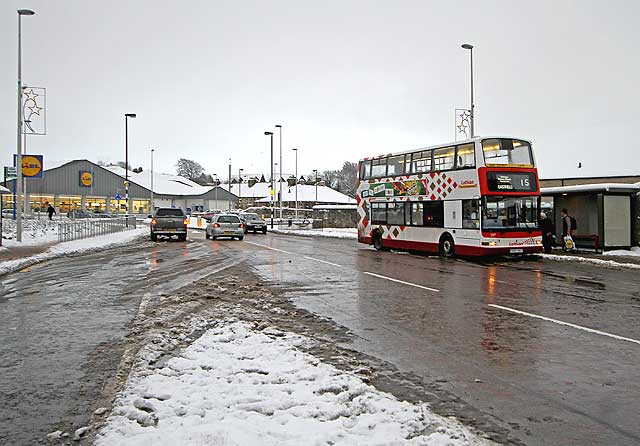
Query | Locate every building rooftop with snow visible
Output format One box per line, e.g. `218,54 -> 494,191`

2,160 -> 237,214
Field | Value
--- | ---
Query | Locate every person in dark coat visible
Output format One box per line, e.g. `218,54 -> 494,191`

46,203 -> 56,220
539,212 -> 554,253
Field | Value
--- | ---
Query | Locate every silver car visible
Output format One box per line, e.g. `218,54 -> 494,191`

206,214 -> 244,240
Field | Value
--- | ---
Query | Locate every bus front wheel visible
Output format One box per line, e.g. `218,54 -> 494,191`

439,234 -> 456,258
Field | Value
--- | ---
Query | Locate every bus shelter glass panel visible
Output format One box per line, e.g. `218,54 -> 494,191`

2,194 -> 15,212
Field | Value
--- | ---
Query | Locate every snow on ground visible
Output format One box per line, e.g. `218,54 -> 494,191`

602,246 -> 640,257
1,218 -> 59,247
541,253 -> 640,270
96,321 -> 494,446
0,227 -> 147,276
271,227 -> 357,240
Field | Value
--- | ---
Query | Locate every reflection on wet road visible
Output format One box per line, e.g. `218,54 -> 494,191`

231,232 -> 640,446
0,239 -> 231,445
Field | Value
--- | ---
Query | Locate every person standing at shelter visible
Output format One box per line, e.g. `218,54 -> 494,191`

560,208 -> 576,251
539,212 -> 554,253
46,203 -> 56,220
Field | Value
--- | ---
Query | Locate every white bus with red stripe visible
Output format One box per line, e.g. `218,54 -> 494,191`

356,136 -> 543,257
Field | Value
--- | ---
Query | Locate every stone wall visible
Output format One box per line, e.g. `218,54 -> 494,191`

312,206 -> 357,228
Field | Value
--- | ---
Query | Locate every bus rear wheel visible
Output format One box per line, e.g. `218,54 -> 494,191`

372,231 -> 386,251
439,234 -> 455,258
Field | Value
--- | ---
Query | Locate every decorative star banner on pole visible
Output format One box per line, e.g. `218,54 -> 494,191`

22,86 -> 46,135
455,108 -> 471,140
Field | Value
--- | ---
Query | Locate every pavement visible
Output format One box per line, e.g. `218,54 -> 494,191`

1,229 -> 638,445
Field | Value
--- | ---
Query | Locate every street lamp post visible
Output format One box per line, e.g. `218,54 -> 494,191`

213,174 -> 218,210
124,113 -> 136,225
275,124 -> 283,219
150,148 -> 154,212
313,169 -> 318,203
228,159 -> 232,212
264,131 -> 274,228
238,168 -> 243,210
15,9 -> 35,243
461,43 -> 474,138
292,148 -> 298,219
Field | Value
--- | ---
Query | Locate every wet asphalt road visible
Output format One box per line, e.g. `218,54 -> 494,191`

1,230 -> 638,445
211,231 -> 640,446
0,239 -> 225,445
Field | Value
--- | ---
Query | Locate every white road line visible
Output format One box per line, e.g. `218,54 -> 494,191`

363,272 -> 440,293
243,241 -> 291,254
488,304 -> 640,346
304,256 -> 343,267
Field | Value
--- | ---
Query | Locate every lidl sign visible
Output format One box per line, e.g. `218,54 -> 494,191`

13,154 -> 43,178
79,170 -> 93,187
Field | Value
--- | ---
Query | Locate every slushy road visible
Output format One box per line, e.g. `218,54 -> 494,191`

200,230 -> 640,446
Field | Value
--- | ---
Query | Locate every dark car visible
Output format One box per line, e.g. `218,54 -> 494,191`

239,213 -> 267,234
150,207 -> 187,241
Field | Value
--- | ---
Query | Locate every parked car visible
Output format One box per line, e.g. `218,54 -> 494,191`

150,207 -> 187,241
239,212 -> 267,234
205,214 -> 244,240
66,210 -> 95,219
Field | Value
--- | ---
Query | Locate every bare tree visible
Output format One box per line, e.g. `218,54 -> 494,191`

175,158 -> 204,181
337,161 -> 358,197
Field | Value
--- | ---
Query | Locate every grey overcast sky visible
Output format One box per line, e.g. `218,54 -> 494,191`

2,0 -> 639,180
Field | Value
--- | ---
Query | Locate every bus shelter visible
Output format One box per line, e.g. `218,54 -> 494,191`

541,183 -> 639,251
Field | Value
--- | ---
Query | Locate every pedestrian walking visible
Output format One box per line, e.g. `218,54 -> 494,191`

46,203 -> 56,221
539,212 -> 554,253
560,208 -> 577,251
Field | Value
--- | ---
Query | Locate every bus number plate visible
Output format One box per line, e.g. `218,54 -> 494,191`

510,248 -> 524,254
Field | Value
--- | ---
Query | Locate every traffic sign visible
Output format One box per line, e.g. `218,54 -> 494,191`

4,166 -> 17,179
115,193 -> 122,200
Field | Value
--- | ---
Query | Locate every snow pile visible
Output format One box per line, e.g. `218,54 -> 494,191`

271,227 -> 358,240
96,321 -> 493,446
0,227 -> 147,276
1,218 -> 59,247
542,253 -> 640,270
602,246 -> 640,257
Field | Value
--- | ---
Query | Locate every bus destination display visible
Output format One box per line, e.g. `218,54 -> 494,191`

486,172 -> 537,192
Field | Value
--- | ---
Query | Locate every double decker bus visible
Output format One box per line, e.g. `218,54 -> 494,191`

356,136 -> 542,257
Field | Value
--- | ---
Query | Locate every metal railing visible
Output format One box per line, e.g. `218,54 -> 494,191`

58,216 -> 137,243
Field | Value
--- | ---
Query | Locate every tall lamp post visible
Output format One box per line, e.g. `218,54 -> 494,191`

213,174 -> 218,210
461,43 -> 475,138
292,148 -> 298,219
264,131 -> 274,228
150,148 -> 155,213
227,159 -> 232,211
275,124 -> 283,219
124,113 -> 136,225
238,168 -> 244,210
313,169 -> 318,204
15,8 -> 35,243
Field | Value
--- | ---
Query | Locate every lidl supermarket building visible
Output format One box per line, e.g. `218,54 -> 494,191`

2,160 -> 237,214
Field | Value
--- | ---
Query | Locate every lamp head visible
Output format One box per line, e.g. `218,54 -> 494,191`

264,131 -> 273,136
275,125 -> 282,128
461,43 -> 474,50
125,113 -> 137,118
18,9 -> 35,15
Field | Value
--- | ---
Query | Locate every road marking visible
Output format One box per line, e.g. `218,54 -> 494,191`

244,241 -> 291,254
363,272 -> 440,292
304,256 -> 342,267
488,304 -> 640,346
